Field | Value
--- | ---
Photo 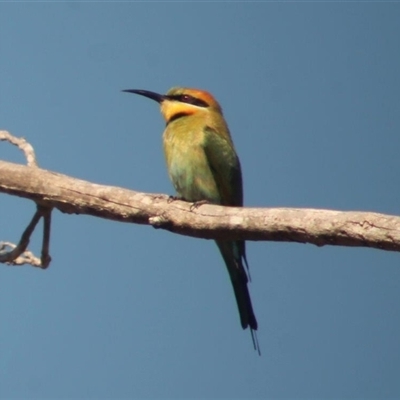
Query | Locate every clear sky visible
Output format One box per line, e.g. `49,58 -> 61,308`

1,2 -> 400,398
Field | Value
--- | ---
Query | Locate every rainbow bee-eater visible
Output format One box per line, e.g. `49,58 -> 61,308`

123,87 -> 259,353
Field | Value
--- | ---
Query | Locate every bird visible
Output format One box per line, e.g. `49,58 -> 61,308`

123,87 -> 260,354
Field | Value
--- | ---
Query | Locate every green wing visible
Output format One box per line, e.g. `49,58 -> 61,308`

203,126 -> 243,207
203,127 -> 257,336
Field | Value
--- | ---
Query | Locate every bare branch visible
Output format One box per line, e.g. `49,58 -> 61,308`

0,242 -> 42,267
39,205 -> 52,268
0,132 -> 53,267
0,130 -> 38,167
0,206 -> 42,265
0,205 -> 53,268
0,159 -> 399,254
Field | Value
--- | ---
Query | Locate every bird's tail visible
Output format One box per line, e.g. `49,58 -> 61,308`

216,240 -> 260,355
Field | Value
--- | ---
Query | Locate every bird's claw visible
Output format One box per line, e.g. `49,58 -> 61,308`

189,200 -> 209,211
167,195 -> 182,204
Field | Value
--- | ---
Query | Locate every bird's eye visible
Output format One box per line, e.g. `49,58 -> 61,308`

176,94 -> 209,108
181,94 -> 191,102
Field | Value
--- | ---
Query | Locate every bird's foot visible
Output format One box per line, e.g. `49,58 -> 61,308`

167,195 -> 183,204
190,200 -> 209,211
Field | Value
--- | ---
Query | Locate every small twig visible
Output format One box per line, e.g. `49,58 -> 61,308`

0,204 -> 53,268
0,208 -> 42,264
0,242 -> 41,267
0,130 -> 38,167
39,204 -> 52,268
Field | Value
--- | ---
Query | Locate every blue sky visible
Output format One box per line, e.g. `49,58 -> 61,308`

1,2 -> 400,398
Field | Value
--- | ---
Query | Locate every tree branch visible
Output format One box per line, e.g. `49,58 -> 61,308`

0,158 -> 399,253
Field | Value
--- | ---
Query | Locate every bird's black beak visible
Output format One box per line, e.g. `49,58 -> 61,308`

122,89 -> 165,103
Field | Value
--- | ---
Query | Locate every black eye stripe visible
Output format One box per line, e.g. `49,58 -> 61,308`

169,94 -> 209,108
